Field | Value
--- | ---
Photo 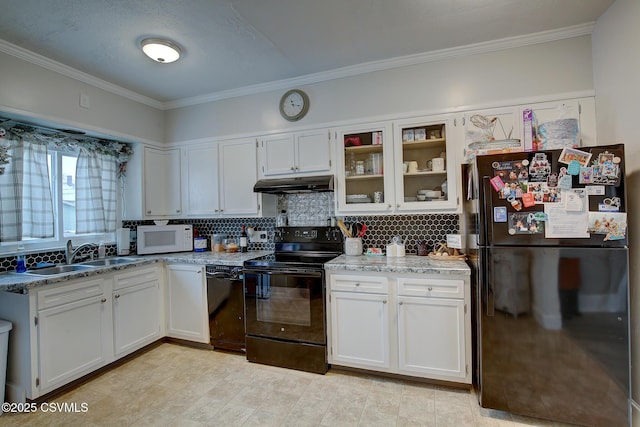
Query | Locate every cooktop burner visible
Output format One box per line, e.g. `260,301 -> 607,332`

244,226 -> 343,270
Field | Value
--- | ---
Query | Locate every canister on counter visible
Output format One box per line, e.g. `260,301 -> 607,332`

212,234 -> 226,252
194,236 -> 207,252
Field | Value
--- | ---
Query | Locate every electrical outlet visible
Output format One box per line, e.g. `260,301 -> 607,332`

251,231 -> 268,243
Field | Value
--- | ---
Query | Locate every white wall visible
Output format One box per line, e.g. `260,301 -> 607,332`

592,0 -> 640,423
165,36 -> 594,143
0,51 -> 164,144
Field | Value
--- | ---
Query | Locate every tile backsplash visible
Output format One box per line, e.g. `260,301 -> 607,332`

0,193 -> 459,272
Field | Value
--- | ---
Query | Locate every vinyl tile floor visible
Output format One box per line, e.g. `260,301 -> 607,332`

0,343 -> 573,426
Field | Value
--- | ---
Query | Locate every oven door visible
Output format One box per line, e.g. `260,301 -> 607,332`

244,268 -> 325,345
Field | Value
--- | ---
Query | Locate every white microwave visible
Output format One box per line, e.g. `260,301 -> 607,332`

137,224 -> 193,254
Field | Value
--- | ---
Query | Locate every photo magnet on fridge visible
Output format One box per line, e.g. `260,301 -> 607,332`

588,212 -> 627,241
494,206 -> 507,223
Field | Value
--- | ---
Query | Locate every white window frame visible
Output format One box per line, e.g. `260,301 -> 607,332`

0,148 -> 118,255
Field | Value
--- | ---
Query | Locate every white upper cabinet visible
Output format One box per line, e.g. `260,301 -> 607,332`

219,139 -> 261,216
143,147 -> 182,217
393,114 -> 458,212
183,139 -> 264,217
183,144 -> 219,216
335,122 -> 395,214
261,129 -> 332,177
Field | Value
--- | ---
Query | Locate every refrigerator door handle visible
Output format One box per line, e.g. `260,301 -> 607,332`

480,176 -> 492,246
486,257 -> 495,316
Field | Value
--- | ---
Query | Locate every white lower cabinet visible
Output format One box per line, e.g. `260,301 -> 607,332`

165,264 -> 209,343
328,271 -> 471,384
113,267 -> 163,357
0,263 -> 165,401
330,291 -> 390,369
37,278 -> 112,394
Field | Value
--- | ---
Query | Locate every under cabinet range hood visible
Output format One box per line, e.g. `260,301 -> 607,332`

253,175 -> 334,194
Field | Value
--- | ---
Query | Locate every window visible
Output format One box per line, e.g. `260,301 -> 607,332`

0,145 -> 117,254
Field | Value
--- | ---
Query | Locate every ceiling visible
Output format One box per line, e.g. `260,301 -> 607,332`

0,0 -> 614,107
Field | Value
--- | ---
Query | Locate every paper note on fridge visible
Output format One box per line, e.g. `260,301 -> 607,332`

544,204 -> 589,239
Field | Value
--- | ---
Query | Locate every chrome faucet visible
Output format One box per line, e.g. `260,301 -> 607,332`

65,240 -> 98,264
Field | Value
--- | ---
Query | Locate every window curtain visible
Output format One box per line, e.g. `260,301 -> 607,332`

75,148 -> 117,234
0,137 -> 54,241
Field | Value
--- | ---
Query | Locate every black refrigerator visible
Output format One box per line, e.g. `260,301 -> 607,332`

465,144 -> 630,427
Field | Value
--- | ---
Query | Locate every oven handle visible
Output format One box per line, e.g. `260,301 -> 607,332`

245,269 -> 322,277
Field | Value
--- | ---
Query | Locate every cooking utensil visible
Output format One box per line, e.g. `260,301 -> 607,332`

337,220 -> 352,238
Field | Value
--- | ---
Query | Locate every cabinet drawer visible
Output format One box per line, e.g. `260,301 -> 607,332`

397,277 -> 464,299
330,274 -> 388,294
37,278 -> 106,310
114,267 -> 159,290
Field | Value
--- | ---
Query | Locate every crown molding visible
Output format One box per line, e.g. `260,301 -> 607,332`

0,40 -> 164,110
1,22 -> 594,111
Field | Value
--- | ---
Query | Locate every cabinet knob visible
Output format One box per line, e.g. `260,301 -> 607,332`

146,210 -> 151,214
399,301 -> 403,306
214,209 -> 219,213
176,209 -> 181,213
428,287 -> 433,292
114,294 -> 120,299
291,166 -> 295,171
101,298 -> 107,303
355,283 -> 360,287
396,204 -> 400,208
387,204 -> 392,209
197,270 -> 202,274
383,300 -> 387,304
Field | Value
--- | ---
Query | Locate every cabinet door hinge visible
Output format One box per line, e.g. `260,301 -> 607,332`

35,377 -> 40,387
466,365 -> 469,375
454,118 -> 457,127
329,160 -> 332,167
328,130 -> 331,139
34,316 -> 38,327
464,304 -> 467,314
578,103 -> 582,115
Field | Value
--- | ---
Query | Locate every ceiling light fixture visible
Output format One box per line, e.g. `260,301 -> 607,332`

140,38 -> 181,63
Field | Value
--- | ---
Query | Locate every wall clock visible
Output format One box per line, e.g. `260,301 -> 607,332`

279,89 -> 309,121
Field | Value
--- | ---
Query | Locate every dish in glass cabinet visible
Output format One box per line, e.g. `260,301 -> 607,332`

153,220 -> 169,226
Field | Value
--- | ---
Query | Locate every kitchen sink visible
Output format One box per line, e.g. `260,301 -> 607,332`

80,257 -> 139,267
25,264 -> 96,276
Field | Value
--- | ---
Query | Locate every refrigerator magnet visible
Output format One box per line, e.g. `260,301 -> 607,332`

494,206 -> 507,223
567,160 -> 581,176
558,147 -> 592,167
579,167 -> 593,184
490,176 -> 505,192
558,174 -> 573,190
521,192 -> 535,208
507,195 -> 522,211
588,212 -> 627,240
528,152 -> 551,182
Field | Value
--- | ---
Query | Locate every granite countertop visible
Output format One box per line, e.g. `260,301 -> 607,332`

324,254 -> 471,275
0,250 -> 272,293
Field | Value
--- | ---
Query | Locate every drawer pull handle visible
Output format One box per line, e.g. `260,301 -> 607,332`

101,298 -> 107,303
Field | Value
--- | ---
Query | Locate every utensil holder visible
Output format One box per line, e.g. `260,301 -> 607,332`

345,238 -> 363,256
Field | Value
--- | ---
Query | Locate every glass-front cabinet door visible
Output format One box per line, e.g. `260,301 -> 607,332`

393,115 -> 457,211
335,122 -> 394,214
